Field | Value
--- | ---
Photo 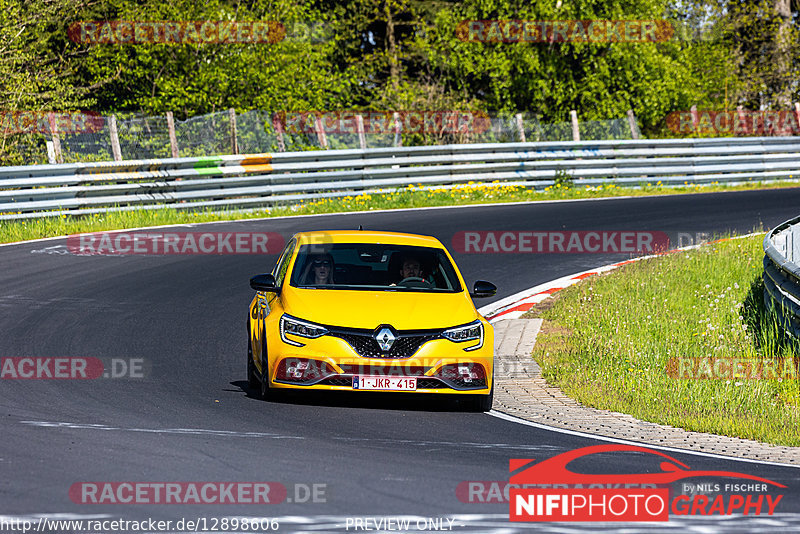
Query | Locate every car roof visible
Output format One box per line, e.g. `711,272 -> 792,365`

292,231 -> 445,248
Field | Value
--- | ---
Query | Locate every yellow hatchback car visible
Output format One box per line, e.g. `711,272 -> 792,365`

247,231 -> 497,411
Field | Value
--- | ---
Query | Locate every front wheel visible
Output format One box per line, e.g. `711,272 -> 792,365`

247,323 -> 259,391
259,335 -> 275,401
466,376 -> 494,412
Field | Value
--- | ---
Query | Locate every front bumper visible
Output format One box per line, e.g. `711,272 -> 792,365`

267,324 -> 494,395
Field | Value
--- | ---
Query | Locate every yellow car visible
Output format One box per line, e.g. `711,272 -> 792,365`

247,230 -> 497,411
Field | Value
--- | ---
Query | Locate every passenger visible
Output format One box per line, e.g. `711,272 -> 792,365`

301,254 -> 335,285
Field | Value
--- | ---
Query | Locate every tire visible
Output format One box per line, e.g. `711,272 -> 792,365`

467,376 -> 494,412
259,334 -> 273,401
247,328 -> 259,391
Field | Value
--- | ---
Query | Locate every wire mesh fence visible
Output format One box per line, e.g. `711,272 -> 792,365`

2,109 -> 643,165
59,112 -> 175,162
175,111 -> 232,158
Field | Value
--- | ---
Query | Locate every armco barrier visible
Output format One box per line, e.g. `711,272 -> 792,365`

763,215 -> 800,340
1,136 -> 800,220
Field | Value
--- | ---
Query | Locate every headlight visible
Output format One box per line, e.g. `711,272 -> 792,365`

442,320 -> 484,351
280,314 -> 329,347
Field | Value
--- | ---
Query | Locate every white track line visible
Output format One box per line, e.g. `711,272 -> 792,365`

487,411 -> 800,469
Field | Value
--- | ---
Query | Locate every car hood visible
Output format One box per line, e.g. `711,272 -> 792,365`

282,287 -> 479,330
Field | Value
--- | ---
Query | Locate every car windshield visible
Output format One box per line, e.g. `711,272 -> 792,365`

289,243 -> 463,292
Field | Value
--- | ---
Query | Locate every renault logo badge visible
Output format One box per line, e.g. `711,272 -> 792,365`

375,327 -> 396,351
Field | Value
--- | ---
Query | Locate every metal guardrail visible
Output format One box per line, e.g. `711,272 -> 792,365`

1,136 -> 800,220
763,215 -> 800,340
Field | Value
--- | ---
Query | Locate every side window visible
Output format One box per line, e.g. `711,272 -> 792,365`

273,239 -> 296,287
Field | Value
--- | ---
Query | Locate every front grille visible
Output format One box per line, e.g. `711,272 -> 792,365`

338,364 -> 428,376
416,378 -> 444,389
319,377 -> 352,387
329,328 -> 440,358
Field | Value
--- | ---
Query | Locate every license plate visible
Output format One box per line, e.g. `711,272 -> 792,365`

352,375 -> 417,391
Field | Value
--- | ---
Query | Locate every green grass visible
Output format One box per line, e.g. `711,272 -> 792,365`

1,180 -> 799,245
526,234 -> 800,446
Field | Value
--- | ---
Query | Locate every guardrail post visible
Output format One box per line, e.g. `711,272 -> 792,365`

47,112 -> 63,164
314,114 -> 328,149
393,111 -> 402,147
570,110 -> 580,141
46,141 -> 56,164
228,108 -> 238,155
109,115 -> 122,162
626,109 -> 640,139
166,111 -> 179,158
271,113 -> 286,152
356,114 -> 367,149
514,113 -> 526,142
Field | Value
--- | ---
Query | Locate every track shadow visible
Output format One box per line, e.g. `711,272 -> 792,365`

742,274 -> 799,354
741,275 -> 800,383
229,380 -> 482,412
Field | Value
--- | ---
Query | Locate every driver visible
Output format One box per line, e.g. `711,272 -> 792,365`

399,257 -> 423,280
391,255 -> 433,286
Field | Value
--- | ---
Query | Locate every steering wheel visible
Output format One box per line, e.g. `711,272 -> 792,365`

397,276 -> 432,288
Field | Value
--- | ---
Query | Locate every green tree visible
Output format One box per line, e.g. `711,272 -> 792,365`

421,0 -> 738,136
73,0 -> 356,116
724,0 -> 799,109
0,0 -> 97,163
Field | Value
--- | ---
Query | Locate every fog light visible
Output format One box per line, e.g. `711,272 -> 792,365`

436,363 -> 486,385
276,358 -> 334,383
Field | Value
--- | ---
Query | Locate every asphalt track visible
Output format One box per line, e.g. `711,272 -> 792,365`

2,188 -> 800,533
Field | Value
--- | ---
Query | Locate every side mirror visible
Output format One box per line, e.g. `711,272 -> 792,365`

250,273 -> 278,292
471,280 -> 497,298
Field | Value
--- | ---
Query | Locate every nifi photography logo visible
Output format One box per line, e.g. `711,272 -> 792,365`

508,444 -> 785,522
